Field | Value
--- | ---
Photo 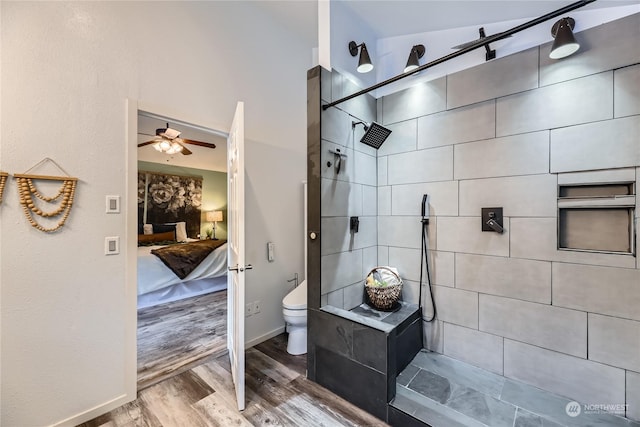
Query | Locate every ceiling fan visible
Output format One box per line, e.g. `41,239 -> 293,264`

137,123 -> 216,155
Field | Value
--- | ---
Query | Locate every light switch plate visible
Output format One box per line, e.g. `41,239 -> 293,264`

106,195 -> 120,214
105,236 -> 120,255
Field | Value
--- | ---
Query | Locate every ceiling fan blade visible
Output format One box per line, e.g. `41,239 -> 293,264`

180,144 -> 193,155
138,140 -> 156,147
181,139 -> 216,149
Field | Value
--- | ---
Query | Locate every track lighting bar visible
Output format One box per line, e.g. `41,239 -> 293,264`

322,0 -> 595,111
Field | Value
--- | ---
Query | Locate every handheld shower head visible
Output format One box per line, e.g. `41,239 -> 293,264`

352,121 -> 392,150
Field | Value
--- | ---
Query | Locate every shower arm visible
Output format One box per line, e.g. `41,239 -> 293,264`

322,0 -> 595,111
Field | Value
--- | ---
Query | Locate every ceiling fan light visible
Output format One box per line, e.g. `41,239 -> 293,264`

166,142 -> 183,154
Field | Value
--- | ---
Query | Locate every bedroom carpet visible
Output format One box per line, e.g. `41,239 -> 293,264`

137,291 -> 228,390
80,333 -> 387,427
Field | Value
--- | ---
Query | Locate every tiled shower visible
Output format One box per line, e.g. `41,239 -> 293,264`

307,12 -> 640,425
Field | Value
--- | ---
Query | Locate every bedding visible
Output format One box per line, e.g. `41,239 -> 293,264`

137,239 -> 228,308
151,239 -> 227,279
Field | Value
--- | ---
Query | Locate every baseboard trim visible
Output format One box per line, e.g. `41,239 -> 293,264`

246,325 -> 286,348
51,393 -> 132,427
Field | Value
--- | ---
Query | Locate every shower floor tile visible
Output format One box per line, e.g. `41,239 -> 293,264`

392,350 -> 640,427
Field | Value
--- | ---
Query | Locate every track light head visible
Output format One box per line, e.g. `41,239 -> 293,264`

404,44 -> 426,73
349,41 -> 373,73
550,17 -> 580,59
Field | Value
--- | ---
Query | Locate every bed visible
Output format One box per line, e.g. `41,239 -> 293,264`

137,222 -> 228,308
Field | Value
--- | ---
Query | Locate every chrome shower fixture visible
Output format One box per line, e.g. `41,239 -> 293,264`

352,121 -> 392,150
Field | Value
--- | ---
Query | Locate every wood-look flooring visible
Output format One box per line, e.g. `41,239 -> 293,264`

80,333 -> 388,427
137,291 -> 228,390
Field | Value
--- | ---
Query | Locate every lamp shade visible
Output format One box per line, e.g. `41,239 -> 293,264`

550,17 -> 580,59
206,210 -> 223,222
357,43 -> 373,73
404,44 -> 425,73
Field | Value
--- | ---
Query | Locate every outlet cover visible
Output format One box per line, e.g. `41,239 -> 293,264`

253,300 -> 261,314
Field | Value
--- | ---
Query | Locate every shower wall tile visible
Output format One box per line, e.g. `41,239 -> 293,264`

443,323 -> 504,375
510,218 -> 637,269
479,295 -> 586,357
342,86 -> 376,126
552,263 -> 640,321
327,288 -> 344,309
388,247 -> 421,282
344,282 -> 365,311
362,185 -> 377,216
417,100 -> 495,149
496,72 -> 613,137
615,64 -> 640,118
504,340 -> 625,407
320,216 -> 376,255
320,178 -> 362,217
447,47 -> 539,109
387,146 -> 453,185
377,156 -> 388,186
401,279 -> 419,305
453,131 -> 549,180
423,319 -> 444,354
322,104 -> 352,146
377,119 -> 417,156
550,115 -> 640,173
628,371 -> 640,421
459,174 -> 557,218
377,186 -> 391,216
433,285 -> 478,329
377,246 -> 389,266
353,151 -> 377,186
589,313 -> 640,373
437,216 -> 509,257
321,140 -> 355,182
539,13 -> 640,87
391,181 -> 458,217
432,251 -> 455,288
456,254 -> 551,304
362,246 -> 378,282
381,77 -> 447,125
321,250 -> 362,293
378,215 -> 422,249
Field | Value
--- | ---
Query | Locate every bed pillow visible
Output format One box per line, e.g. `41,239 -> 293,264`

163,221 -> 188,242
143,224 -> 153,235
138,231 -> 176,245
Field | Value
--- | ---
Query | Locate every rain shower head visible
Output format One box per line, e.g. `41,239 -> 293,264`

352,121 -> 392,150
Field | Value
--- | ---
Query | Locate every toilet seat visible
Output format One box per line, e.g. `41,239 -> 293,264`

283,307 -> 306,317
283,282 -> 307,310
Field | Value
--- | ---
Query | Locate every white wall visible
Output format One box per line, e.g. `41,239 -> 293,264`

0,2 -> 311,425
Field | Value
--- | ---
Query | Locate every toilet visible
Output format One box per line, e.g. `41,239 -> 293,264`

282,280 -> 307,355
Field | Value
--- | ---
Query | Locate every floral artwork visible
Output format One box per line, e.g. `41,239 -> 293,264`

138,171 -> 202,238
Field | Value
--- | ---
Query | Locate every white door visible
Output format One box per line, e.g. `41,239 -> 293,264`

227,102 -> 248,411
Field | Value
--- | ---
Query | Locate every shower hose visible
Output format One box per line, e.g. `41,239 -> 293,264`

419,216 -> 436,322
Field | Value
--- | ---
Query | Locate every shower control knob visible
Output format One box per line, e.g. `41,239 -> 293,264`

309,231 -> 317,240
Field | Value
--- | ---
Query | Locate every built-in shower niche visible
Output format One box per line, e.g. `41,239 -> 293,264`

308,65 -> 422,423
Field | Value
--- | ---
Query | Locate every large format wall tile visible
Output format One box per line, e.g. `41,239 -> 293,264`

479,295 -> 586,357
387,146 -> 453,185
377,119 -> 417,156
391,181 -> 458,216
615,64 -> 640,118
431,250 -> 455,288
417,100 -> 495,149
433,285 -> 478,329
553,263 -> 640,321
454,131 -> 549,180
456,254 -> 551,304
321,250 -> 363,293
589,314 -> 640,373
321,140 -> 355,182
377,186 -> 391,216
504,340 -> 625,408
628,371 -> 640,421
422,319 -> 444,353
341,79 -> 377,126
389,247 -> 421,282
443,323 -> 504,375
510,217 -> 637,269
496,72 -> 613,137
362,185 -> 377,216
377,156 -> 387,186
550,115 -> 640,173
437,216 -> 509,257
322,105 -> 352,146
539,13 -> 640,87
353,151 -> 377,187
362,246 -> 377,280
381,77 -> 447,124
321,216 -> 376,256
459,174 -> 556,217
447,47 -> 539,109
321,178 -> 362,217
378,215 -> 434,249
